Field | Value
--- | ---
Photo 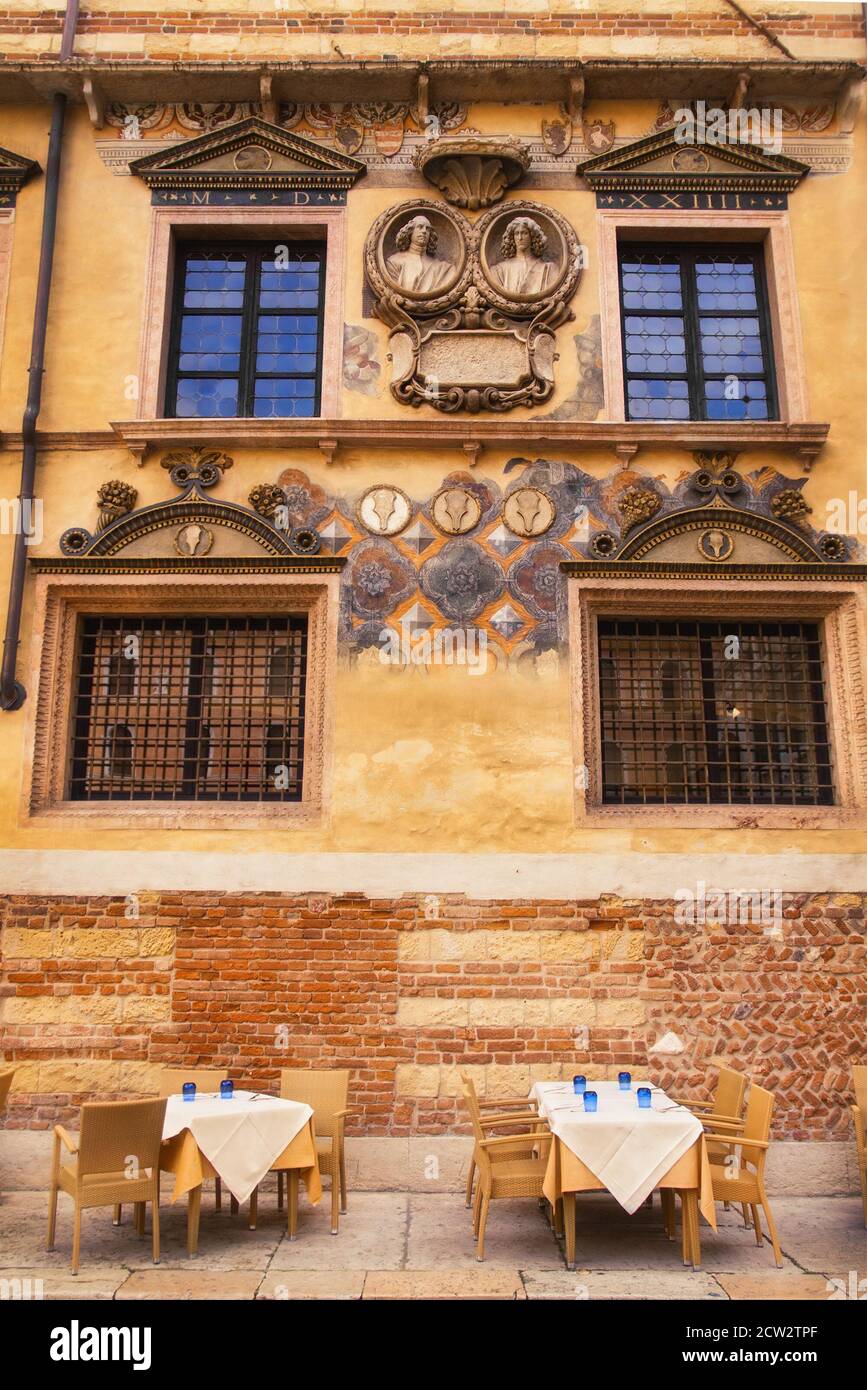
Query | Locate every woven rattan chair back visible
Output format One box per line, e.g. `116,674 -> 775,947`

715,1066 -> 747,1121
739,1084 -> 773,1170
159,1067 -> 225,1098
280,1069 -> 349,1137
853,1065 -> 867,1116
0,1067 -> 14,1113
77,1098 -> 167,1179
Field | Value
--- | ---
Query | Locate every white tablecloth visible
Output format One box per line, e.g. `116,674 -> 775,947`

530,1079 -> 703,1215
162,1090 -> 313,1203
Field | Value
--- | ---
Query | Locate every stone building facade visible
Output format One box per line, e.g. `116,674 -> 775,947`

0,3 -> 865,1187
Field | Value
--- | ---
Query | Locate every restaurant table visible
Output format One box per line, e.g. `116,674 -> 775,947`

160,1090 -> 322,1255
529,1080 -> 717,1269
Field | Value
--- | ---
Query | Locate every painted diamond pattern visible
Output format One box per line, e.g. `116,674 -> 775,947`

485,523 -> 523,558
398,518 -> 438,555
488,603 -> 526,640
317,514 -> 353,554
396,601 -> 437,637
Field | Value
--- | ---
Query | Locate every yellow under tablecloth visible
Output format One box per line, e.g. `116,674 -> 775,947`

543,1132 -> 717,1231
161,1118 -> 323,1206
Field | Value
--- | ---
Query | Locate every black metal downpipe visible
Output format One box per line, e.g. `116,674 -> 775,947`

0,2 -> 76,709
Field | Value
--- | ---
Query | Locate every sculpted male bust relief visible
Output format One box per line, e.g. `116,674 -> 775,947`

385,214 -> 454,294
491,215 -> 556,296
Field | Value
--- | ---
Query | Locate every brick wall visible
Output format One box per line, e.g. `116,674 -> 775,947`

1,891 -> 864,1139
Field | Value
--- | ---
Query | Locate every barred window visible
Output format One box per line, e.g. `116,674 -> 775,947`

70,616 -> 308,802
597,619 -> 833,806
166,241 -> 325,419
618,244 -> 777,422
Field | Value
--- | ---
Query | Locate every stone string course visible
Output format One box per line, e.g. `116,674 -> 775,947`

1,891 -> 864,1140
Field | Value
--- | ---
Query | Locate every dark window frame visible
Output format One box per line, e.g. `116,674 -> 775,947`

617,241 -> 779,422
69,614 -> 309,803
596,617 -> 834,808
164,239 -> 326,420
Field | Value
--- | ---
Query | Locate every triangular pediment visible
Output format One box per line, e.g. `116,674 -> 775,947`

577,128 -> 808,194
0,143 -> 40,199
131,116 -> 366,192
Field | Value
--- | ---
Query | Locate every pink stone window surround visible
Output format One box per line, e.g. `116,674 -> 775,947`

136,205 -> 347,423
568,576 -> 867,830
597,208 -> 809,425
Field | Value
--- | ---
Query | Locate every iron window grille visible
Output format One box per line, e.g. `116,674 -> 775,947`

69,615 -> 308,802
618,243 -> 778,422
165,241 -> 325,419
597,619 -> 833,806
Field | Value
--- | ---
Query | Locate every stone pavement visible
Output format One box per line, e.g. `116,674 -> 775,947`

1,1132 -> 864,1301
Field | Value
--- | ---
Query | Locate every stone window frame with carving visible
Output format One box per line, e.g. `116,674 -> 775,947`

137,205 -> 347,422
21,571 -> 340,830
569,576 -> 867,829
597,208 -> 809,425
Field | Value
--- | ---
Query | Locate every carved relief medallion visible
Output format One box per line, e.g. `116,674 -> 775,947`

697,528 -> 735,562
502,487 -> 556,538
431,486 -> 482,535
233,145 -> 272,171
357,485 -> 413,537
364,199 -> 583,413
175,523 -> 214,557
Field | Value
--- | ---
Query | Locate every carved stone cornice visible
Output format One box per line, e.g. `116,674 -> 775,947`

106,417 -> 831,472
0,143 -> 40,200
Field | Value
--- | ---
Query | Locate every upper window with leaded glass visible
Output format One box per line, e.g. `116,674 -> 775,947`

166,241 -> 325,419
618,244 -> 777,423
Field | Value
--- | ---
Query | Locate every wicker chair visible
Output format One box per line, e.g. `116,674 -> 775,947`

461,1078 -> 551,1261
460,1072 -> 541,1209
47,1097 -> 167,1274
277,1069 -> 350,1235
704,1083 -> 783,1267
853,1065 -> 867,1228
0,1068 -> 14,1200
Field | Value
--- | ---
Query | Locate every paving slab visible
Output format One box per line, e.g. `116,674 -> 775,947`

766,1198 -> 867,1276
714,1274 -> 837,1301
268,1193 -> 408,1271
116,1269 -> 262,1300
522,1269 -> 726,1300
363,1269 -> 525,1299
406,1192 -> 563,1270
0,1267 -> 126,1300
257,1271 -> 365,1300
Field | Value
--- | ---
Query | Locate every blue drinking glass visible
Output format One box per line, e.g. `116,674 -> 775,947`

220,1079 -> 234,1101
637,1087 -> 652,1109
583,1090 -> 598,1113
618,1071 -> 631,1090
572,1074 -> 587,1095
182,1082 -> 196,1103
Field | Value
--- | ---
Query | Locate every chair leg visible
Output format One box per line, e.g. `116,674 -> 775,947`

680,1194 -> 690,1267
475,1194 -> 490,1262
741,1203 -> 751,1228
685,1191 -> 701,1269
858,1163 -> 867,1229
187,1184 -> 202,1258
71,1204 -> 82,1275
215,1176 -> 222,1213
134,1201 -> 145,1237
288,1170 -> 299,1240
112,1203 -> 122,1226
758,1184 -> 783,1268
277,1171 -> 284,1212
472,1183 -> 482,1235
46,1183 -> 58,1250
750,1203 -> 762,1246
465,1155 -> 476,1208
330,1167 -> 339,1235
249,1185 -> 258,1231
339,1149 -> 347,1215
152,1195 -> 160,1265
230,1194 -> 239,1216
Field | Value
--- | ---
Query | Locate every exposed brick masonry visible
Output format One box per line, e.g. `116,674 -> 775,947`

1,891 -> 864,1139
